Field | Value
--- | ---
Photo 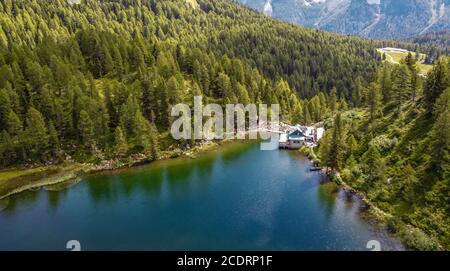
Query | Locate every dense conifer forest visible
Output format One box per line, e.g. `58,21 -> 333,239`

0,0 -> 442,166
315,55 -> 450,249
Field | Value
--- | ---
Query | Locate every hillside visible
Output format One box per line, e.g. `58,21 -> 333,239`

236,0 -> 450,39
406,30 -> 450,50
316,56 -> 450,250
0,0 -> 448,251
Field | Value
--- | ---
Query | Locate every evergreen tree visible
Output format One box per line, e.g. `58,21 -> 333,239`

434,87 -> 450,117
362,145 -> 384,184
291,103 -> 303,124
149,124 -> 159,161
133,110 -> 151,150
352,76 -> 363,107
166,76 -> 183,105
6,110 -> 22,136
78,110 -> 95,149
0,89 -> 11,129
48,121 -> 60,156
303,105 -> 312,125
405,52 -> 419,101
339,98 -> 348,112
24,107 -> 49,158
141,78 -> 154,122
400,164 -> 418,205
346,135 -> 358,161
379,65 -> 392,104
0,130 -> 14,165
319,132 -> 332,172
427,110 -> 450,179
329,113 -> 345,171
391,64 -> 412,111
424,59 -> 449,113
366,82 -> 383,122
329,88 -> 338,113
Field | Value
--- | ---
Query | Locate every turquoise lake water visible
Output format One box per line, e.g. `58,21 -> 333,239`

0,142 -> 404,250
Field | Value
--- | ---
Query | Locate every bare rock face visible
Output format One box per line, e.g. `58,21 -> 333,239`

235,0 -> 450,39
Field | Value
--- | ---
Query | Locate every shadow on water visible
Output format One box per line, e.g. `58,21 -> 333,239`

317,182 -> 339,219
220,141 -> 257,163
0,189 -> 40,214
81,142 -> 250,203
47,189 -> 69,210
0,198 -> 9,212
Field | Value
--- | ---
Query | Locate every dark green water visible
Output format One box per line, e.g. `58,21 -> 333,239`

0,142 -> 403,250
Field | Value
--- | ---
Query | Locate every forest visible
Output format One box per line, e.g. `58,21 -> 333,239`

315,54 -> 450,250
0,0 -> 444,166
0,0 -> 449,250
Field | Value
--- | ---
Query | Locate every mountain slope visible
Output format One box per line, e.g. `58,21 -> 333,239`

0,0 -> 395,166
236,0 -> 450,39
406,30 -> 450,50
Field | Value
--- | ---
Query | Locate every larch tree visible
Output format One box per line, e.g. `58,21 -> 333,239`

329,113 -> 345,171
114,126 -> 128,158
24,107 -> 49,158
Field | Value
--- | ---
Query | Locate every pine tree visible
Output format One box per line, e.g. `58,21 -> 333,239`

339,98 -> 348,112
78,110 -> 95,149
24,107 -> 49,158
392,64 -> 412,111
346,135 -> 358,161
366,82 -> 383,122
133,110 -> 151,150
424,59 -> 449,113
114,126 -> 128,158
400,164 -> 418,204
329,113 -> 345,171
6,110 -> 23,136
216,73 -> 233,101
291,103 -> 303,124
48,121 -> 60,155
434,87 -> 450,117
362,145 -> 384,184
166,76 -> 183,105
141,78 -> 154,122
405,52 -> 419,101
0,130 -> 14,165
303,105 -> 312,125
352,76 -> 363,108
149,124 -> 159,161
237,83 -> 251,105
379,65 -> 392,104
157,82 -> 171,128
427,110 -> 450,178
0,89 -> 11,129
329,88 -> 338,113
319,132 -> 332,171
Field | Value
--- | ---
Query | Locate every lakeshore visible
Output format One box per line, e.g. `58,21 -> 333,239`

298,146 -> 444,251
0,140 -> 225,200
0,142 -> 404,250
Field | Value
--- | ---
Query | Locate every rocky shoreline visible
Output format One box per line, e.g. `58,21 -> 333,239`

299,146 -> 444,251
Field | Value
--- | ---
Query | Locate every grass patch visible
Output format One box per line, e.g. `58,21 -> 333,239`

0,163 -> 90,199
0,167 -> 48,182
